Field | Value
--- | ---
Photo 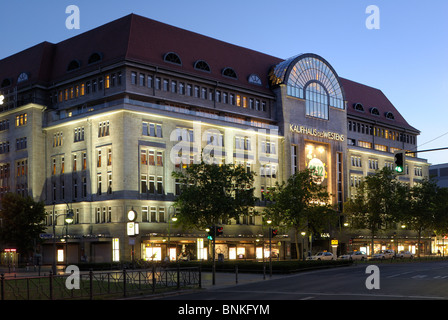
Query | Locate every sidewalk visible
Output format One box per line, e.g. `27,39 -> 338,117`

200,271 -> 285,289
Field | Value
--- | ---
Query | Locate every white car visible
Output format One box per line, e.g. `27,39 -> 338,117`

372,250 -> 395,260
308,252 -> 335,261
338,251 -> 367,261
397,251 -> 414,259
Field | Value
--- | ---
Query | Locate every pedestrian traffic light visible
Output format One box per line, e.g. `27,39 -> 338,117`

393,150 -> 406,174
207,226 -> 215,240
272,229 -> 278,238
216,226 -> 223,236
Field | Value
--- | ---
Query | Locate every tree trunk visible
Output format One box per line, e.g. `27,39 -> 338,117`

294,229 -> 300,260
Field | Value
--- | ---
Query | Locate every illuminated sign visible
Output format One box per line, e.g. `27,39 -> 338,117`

305,143 -> 328,185
290,124 -> 344,141
308,158 -> 326,185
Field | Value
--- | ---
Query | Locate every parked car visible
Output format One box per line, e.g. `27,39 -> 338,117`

308,252 -> 335,261
338,251 -> 367,261
397,251 -> 414,259
372,249 -> 395,260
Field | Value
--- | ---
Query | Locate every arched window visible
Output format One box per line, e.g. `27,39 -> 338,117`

248,74 -> 262,85
67,60 -> 81,72
222,67 -> 237,79
88,52 -> 102,64
385,112 -> 395,120
270,54 -> 345,111
370,107 -> 380,116
164,52 -> 182,65
305,82 -> 329,120
354,103 -> 364,112
194,60 -> 211,72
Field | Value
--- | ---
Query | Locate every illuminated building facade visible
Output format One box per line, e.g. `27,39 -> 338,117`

0,14 -> 429,263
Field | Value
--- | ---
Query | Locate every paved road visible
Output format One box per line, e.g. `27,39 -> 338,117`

153,261 -> 448,300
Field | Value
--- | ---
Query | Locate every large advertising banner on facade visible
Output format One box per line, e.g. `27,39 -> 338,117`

304,141 -> 329,187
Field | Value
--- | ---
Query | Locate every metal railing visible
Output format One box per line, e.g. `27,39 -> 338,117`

0,266 -> 201,300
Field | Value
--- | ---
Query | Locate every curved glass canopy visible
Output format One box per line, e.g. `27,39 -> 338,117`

270,54 -> 345,119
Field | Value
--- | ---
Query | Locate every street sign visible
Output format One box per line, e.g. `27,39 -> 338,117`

39,233 -> 53,239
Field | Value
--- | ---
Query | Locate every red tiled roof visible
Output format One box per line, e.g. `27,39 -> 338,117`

0,13 -> 419,134
340,77 -> 419,132
125,14 -> 282,94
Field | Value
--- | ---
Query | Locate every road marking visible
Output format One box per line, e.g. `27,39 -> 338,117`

387,271 -> 412,278
215,290 -> 448,300
300,296 -> 315,300
411,275 -> 428,279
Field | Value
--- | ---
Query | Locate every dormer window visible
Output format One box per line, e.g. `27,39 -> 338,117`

222,67 -> 237,79
248,74 -> 262,85
88,52 -> 103,64
67,60 -> 81,72
17,72 -> 29,84
385,112 -> 395,120
354,103 -> 364,112
1,78 -> 12,88
164,52 -> 182,65
370,107 -> 380,116
194,60 -> 211,72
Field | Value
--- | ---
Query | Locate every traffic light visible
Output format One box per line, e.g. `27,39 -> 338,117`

393,150 -> 406,174
207,226 -> 215,240
271,229 -> 278,238
207,226 -> 223,240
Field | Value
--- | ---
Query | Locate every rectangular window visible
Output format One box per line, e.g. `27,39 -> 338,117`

141,175 -> 147,193
142,206 -> 149,222
97,174 -> 102,195
143,122 -> 162,138
112,238 -> 120,262
157,176 -> 163,194
16,137 -> 27,150
107,172 -> 112,194
97,149 -> 102,167
98,121 -> 110,137
150,207 -> 157,222
149,175 -> 155,194
131,72 -> 137,85
158,207 -> 165,223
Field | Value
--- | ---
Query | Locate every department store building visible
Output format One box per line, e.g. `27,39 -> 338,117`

0,14 -> 429,264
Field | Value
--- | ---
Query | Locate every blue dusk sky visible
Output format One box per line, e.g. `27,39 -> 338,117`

1,0 -> 447,165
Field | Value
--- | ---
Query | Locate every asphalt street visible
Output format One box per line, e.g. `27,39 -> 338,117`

152,260 -> 448,301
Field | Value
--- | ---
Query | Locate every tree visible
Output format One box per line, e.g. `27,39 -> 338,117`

0,193 -> 46,259
343,167 -> 404,256
263,168 -> 336,259
403,179 -> 439,257
172,161 -> 256,231
433,187 -> 448,242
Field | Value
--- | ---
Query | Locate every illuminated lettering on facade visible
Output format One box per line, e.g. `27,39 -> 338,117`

289,124 -> 345,142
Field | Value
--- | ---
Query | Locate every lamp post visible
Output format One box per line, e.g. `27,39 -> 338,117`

301,231 -> 306,261
52,203 -> 74,275
266,217 -> 272,277
167,205 -> 177,261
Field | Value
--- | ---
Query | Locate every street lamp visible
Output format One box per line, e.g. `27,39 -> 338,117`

167,205 -> 177,261
301,231 -> 306,261
266,217 -> 272,277
52,203 -> 74,275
